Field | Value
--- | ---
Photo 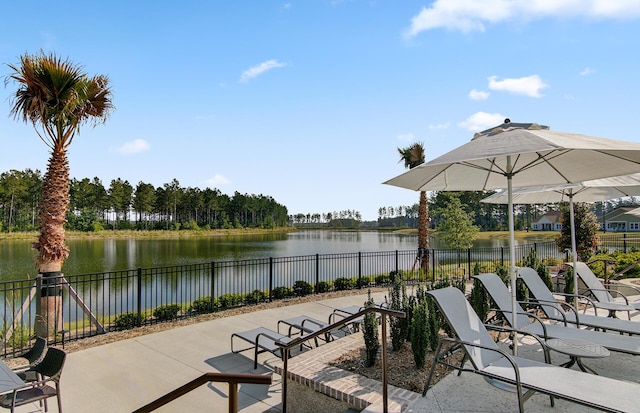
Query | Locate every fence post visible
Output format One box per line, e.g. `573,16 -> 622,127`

501,246 -> 505,267
467,249 -> 472,280
395,250 -> 399,274
210,261 -> 216,309
269,257 -> 274,301
624,233 -> 628,253
137,267 -> 143,327
431,249 -> 435,282
315,254 -> 320,294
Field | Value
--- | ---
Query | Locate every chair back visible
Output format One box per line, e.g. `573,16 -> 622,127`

34,347 -> 66,381
427,287 -> 502,370
20,337 -> 47,365
572,262 -> 614,303
518,267 -> 566,320
473,273 -> 532,329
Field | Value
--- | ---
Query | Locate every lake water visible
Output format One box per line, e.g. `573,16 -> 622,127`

0,230 -> 542,281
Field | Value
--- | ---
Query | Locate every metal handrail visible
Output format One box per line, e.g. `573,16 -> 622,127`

275,306 -> 406,413
132,372 -> 272,413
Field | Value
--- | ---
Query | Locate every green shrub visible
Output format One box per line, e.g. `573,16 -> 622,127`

389,274 -> 410,350
363,291 -> 379,367
375,274 -> 391,285
469,278 -> 489,322
293,280 -> 313,296
114,312 -> 143,330
153,304 -> 181,321
246,290 -> 267,304
190,296 -> 216,313
411,299 -> 429,369
316,281 -> 332,293
426,296 -> 439,351
357,275 -> 373,288
271,286 -> 294,299
218,293 -> 244,309
334,277 -> 356,291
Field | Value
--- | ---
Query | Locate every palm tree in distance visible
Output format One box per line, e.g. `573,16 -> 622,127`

397,142 -> 430,272
6,51 -> 113,331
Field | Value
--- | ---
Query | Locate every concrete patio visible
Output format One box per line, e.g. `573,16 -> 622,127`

8,289 -> 640,412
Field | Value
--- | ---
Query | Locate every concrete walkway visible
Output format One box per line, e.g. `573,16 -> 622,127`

9,290 -> 640,412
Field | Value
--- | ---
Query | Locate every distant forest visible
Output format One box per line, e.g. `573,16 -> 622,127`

1,169 -> 635,232
0,169 -> 288,232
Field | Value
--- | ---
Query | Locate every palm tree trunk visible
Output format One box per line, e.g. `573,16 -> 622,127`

35,148 -> 70,337
418,191 -> 430,274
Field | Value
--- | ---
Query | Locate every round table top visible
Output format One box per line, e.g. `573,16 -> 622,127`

546,338 -> 610,359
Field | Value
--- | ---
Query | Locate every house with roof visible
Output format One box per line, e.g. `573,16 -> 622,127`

602,206 -> 640,232
531,211 -> 562,231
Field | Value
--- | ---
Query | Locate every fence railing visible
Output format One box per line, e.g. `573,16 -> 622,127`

0,240 -> 572,357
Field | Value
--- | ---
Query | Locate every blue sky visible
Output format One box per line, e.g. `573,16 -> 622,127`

2,1 -> 640,221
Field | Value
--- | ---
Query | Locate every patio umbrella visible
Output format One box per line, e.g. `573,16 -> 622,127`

481,173 -> 640,301
383,120 -> 640,354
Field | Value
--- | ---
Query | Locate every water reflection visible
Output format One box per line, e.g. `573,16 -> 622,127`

0,230 -> 541,281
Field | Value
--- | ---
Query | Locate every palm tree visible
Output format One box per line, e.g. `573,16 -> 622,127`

7,51 -> 113,333
398,143 -> 430,272
7,51 -> 113,273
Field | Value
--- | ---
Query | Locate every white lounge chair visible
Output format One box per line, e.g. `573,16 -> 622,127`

473,273 -> 640,356
518,266 -> 640,335
570,261 -> 640,319
423,286 -> 640,412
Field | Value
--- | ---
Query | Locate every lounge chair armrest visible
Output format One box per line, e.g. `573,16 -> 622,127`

551,292 -> 600,314
583,287 -> 630,304
489,307 -> 549,340
484,323 -> 550,361
518,299 -> 570,326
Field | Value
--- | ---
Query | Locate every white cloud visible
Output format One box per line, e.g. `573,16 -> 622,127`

469,89 -> 490,100
239,60 -> 287,83
205,174 -> 230,187
459,112 -> 506,131
117,139 -> 150,155
397,133 -> 415,142
428,122 -> 451,130
580,67 -> 595,76
404,0 -> 640,37
488,75 -> 548,97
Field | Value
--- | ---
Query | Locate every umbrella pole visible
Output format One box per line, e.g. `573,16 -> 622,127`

570,194 -> 579,307
507,158 -> 518,356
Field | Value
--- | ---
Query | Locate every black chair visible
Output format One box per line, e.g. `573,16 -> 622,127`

11,337 -> 47,374
0,347 -> 66,413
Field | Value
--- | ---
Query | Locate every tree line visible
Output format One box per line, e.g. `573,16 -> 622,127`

0,169 -> 288,231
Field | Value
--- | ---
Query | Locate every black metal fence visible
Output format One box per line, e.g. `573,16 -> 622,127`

0,240 -> 571,357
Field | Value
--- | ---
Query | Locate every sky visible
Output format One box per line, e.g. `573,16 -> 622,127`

2,1 -> 640,221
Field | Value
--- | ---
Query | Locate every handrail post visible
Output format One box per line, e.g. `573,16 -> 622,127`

381,312 -> 388,413
229,382 -> 238,413
282,347 -> 289,413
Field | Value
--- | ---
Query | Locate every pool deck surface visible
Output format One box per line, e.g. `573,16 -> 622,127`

8,289 -> 640,413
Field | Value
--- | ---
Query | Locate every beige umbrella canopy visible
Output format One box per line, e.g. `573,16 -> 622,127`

383,120 -> 640,353
482,173 -> 640,301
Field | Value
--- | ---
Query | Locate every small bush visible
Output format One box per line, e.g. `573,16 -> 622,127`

357,276 -> 373,288
293,280 -> 313,296
246,290 -> 267,304
316,281 -> 332,293
411,299 -> 429,369
190,296 -> 216,313
153,304 -> 181,321
219,293 -> 244,309
334,277 -> 356,291
363,291 -> 379,367
375,274 -> 391,285
114,312 -> 143,330
271,286 -> 294,299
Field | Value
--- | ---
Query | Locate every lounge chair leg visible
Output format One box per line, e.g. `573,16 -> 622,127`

422,341 -> 445,397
